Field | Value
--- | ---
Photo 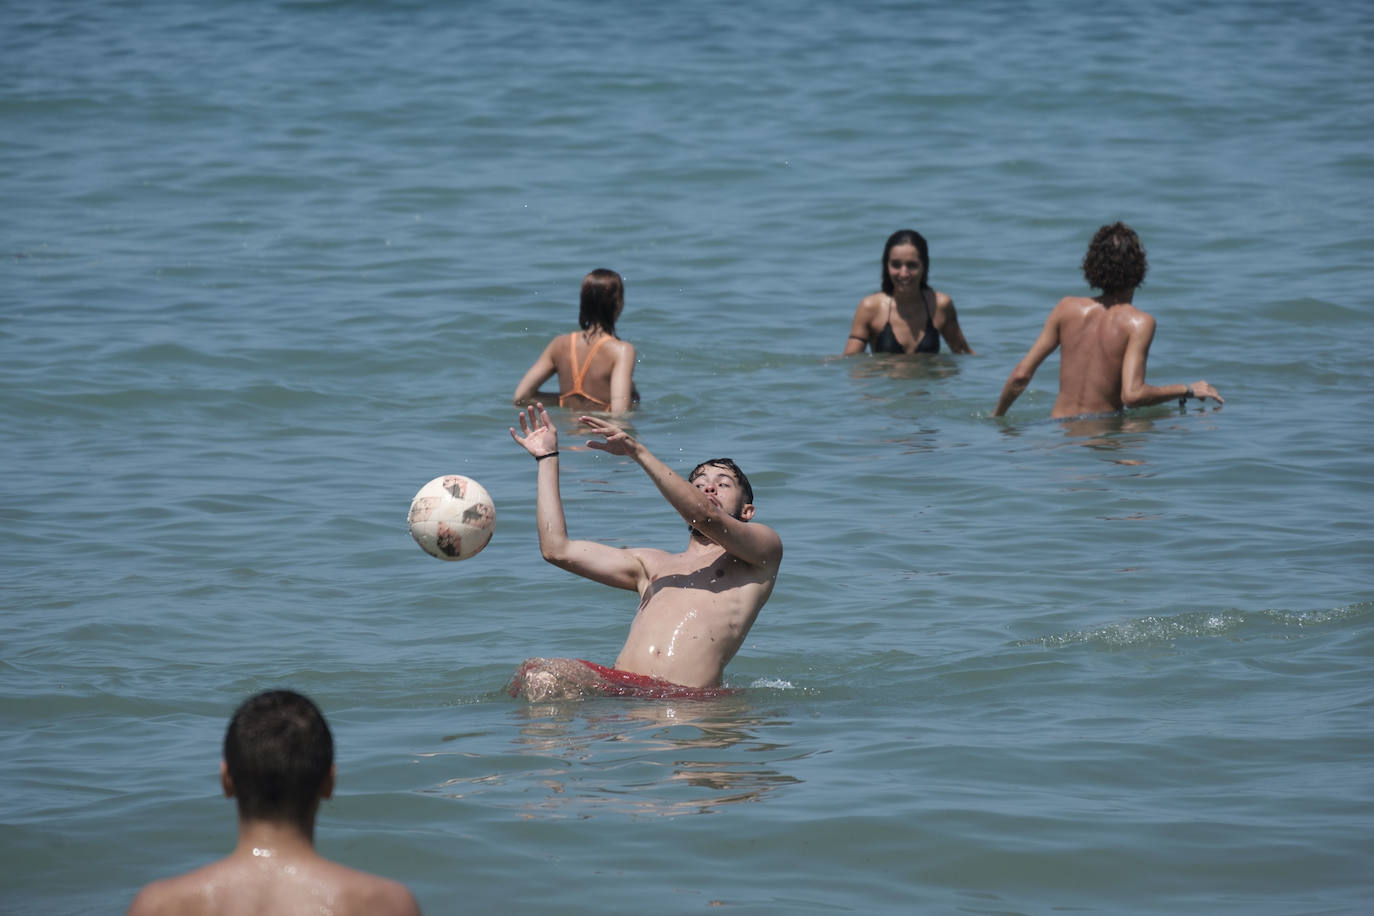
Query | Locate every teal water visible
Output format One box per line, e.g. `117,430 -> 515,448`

3,1 -> 1372,913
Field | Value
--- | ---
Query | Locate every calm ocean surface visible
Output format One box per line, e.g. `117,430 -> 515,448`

3,1 -> 1372,913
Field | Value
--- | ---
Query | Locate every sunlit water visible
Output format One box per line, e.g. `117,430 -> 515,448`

3,1 -> 1372,913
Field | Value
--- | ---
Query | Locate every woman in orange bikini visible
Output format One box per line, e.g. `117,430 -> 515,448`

513,269 -> 639,414
842,229 -> 976,356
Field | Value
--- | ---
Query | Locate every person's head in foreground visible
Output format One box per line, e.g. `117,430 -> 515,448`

127,689 -> 421,916
223,689 -> 334,831
1081,222 -> 1148,296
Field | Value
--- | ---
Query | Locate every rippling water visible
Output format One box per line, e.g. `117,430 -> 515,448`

4,1 -> 1372,913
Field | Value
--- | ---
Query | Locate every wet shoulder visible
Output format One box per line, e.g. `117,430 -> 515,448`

340,876 -> 420,916
628,545 -> 678,570
126,864 -> 234,916
312,861 -> 419,916
548,332 -> 576,370
856,292 -> 889,323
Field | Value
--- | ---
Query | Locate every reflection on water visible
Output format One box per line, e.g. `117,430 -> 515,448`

429,698 -> 802,817
840,353 -> 965,384
998,404 -> 1224,452
996,408 -> 1170,458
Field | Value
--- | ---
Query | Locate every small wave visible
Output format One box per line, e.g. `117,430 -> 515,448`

1021,601 -> 1370,650
747,677 -> 797,690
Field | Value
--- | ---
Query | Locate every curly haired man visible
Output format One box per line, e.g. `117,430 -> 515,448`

994,222 -> 1222,418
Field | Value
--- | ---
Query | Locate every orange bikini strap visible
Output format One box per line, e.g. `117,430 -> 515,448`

565,333 -> 611,404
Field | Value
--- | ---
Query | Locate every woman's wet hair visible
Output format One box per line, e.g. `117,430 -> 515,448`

1081,222 -> 1148,295
223,690 -> 333,825
689,458 -> 754,507
881,228 -> 931,295
579,269 -> 625,334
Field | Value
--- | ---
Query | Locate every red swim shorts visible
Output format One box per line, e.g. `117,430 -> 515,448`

508,657 -> 738,700
574,660 -> 738,700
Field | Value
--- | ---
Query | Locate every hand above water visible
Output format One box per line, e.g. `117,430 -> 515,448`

510,403 -> 559,457
580,415 -> 641,458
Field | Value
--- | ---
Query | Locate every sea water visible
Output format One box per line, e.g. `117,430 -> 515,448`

3,1 -> 1372,913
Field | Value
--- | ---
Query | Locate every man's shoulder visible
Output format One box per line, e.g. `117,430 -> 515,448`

128,857 -> 419,916
126,863 -> 223,916
714,521 -> 784,571
1054,295 -> 1098,312
626,545 -> 685,568
743,519 -> 782,550
127,876 -> 178,916
331,867 -> 421,916
1110,303 -> 1155,333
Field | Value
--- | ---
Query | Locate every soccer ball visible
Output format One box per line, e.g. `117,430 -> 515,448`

407,475 -> 496,561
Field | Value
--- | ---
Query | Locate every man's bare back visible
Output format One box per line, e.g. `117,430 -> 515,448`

128,691 -> 420,916
1049,295 -> 1147,417
993,223 -> 1221,419
129,839 -> 418,916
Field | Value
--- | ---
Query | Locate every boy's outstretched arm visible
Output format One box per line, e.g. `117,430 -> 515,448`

509,404 -> 646,591
579,416 -> 782,569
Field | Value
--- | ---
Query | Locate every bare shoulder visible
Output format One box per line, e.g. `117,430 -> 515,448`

325,862 -> 421,916
349,875 -> 421,916
1051,296 -> 1099,324
717,517 -> 784,571
747,520 -> 784,566
544,332 -> 573,365
126,864 -> 221,916
624,545 -> 677,573
931,290 -> 961,327
743,517 -> 782,549
127,877 -> 178,916
1114,304 -> 1155,333
857,291 -> 887,314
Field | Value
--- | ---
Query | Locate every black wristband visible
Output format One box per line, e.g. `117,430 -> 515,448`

1179,385 -> 1194,406
534,451 -> 559,461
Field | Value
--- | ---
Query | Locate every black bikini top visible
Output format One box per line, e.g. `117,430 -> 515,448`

871,296 -> 940,354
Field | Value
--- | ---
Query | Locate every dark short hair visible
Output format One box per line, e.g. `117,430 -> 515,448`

689,458 -> 754,506
223,690 -> 333,824
1081,222 -> 1148,295
578,269 -> 624,334
880,229 -> 931,295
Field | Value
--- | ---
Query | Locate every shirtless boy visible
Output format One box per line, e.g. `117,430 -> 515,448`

127,690 -> 420,916
993,222 -> 1222,418
507,404 -> 783,700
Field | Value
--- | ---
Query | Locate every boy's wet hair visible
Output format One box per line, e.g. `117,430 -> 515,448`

579,268 -> 624,334
1082,222 -> 1149,295
223,690 -> 333,825
689,458 -> 754,506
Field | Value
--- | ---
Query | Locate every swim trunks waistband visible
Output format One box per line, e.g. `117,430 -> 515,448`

575,659 -> 738,700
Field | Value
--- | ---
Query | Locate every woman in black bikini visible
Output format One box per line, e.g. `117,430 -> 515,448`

842,229 -> 975,356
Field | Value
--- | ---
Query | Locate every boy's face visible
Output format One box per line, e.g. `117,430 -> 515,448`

690,463 -> 753,521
